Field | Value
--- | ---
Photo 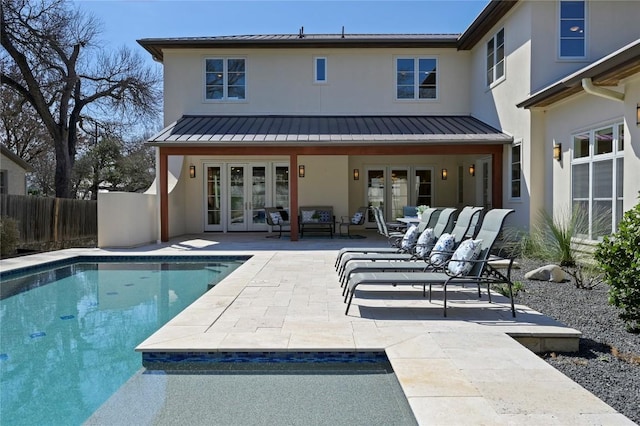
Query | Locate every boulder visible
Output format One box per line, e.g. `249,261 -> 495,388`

524,264 -> 566,282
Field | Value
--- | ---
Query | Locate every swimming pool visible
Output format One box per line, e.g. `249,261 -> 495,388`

0,256 -> 246,426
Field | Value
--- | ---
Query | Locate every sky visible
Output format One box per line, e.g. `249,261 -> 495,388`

74,0 -> 491,67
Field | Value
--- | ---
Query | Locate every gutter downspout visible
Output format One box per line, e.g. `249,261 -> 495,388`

581,78 -> 624,102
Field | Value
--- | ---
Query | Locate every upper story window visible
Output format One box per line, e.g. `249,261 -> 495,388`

560,1 -> 586,58
486,28 -> 505,86
314,57 -> 327,83
396,57 -> 437,100
205,58 -> 246,100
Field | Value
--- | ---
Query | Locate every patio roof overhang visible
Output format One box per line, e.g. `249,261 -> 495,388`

147,115 -> 513,148
517,39 -> 640,109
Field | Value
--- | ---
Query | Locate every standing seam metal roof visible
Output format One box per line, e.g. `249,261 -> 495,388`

147,115 -> 512,145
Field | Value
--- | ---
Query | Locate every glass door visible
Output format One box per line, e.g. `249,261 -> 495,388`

273,164 -> 290,218
390,168 -> 409,220
227,164 -> 268,231
366,169 -> 385,226
414,168 -> 433,207
228,165 -> 246,231
204,165 -> 222,231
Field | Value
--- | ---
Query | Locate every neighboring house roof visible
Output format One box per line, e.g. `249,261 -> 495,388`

146,115 -> 512,146
518,39 -> 640,109
138,34 -> 460,61
0,144 -> 33,171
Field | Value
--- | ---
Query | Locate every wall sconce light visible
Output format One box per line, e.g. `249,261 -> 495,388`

353,169 -> 359,180
636,103 -> 640,126
553,143 -> 562,161
298,165 -> 305,178
441,169 -> 447,180
469,164 -> 475,177
189,164 -> 196,178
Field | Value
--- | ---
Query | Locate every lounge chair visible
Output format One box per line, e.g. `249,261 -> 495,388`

344,208 -> 515,317
338,206 -> 482,285
336,207 -> 466,281
333,206 -> 414,268
338,206 -> 368,238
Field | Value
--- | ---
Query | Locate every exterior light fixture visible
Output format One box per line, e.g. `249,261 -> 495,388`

553,143 -> 562,162
469,164 -> 475,177
353,169 -> 359,180
637,103 -> 640,126
298,165 -> 305,178
441,169 -> 447,180
189,164 -> 196,178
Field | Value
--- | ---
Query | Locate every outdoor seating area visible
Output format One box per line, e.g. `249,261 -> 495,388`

338,208 -> 518,318
298,206 -> 335,238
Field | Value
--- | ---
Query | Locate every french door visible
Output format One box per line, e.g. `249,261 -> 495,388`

365,166 -> 433,226
204,163 -> 289,232
228,164 -> 267,231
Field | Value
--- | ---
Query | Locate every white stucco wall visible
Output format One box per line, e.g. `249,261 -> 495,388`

298,155 -> 349,219
162,47 -> 471,123
0,153 -> 28,195
529,0 -> 640,93
538,73 -> 639,227
97,192 -> 157,247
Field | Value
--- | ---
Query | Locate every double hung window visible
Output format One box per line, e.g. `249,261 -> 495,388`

396,57 -> 437,100
571,123 -> 624,240
205,58 -> 246,100
560,1 -> 586,58
486,28 -> 505,86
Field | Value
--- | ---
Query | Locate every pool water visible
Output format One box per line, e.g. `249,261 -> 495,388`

0,258 -> 244,426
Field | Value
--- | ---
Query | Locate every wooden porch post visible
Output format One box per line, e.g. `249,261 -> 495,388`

290,154 -> 299,241
492,148 -> 503,209
160,150 -> 169,242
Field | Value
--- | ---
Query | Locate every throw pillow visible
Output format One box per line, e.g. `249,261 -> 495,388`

302,210 -> 316,223
318,210 -> 331,223
351,211 -> 363,224
447,239 -> 483,276
269,211 -> 282,225
415,228 -> 436,258
400,224 -> 420,251
429,233 -> 456,266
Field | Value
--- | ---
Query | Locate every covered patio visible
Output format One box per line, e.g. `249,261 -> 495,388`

148,115 -> 512,242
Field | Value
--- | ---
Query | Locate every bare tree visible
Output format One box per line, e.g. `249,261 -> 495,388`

1,0 -> 161,198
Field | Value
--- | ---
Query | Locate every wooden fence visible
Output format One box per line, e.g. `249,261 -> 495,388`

0,194 -> 97,249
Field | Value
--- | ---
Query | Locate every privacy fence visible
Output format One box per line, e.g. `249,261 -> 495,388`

1,194 -> 97,250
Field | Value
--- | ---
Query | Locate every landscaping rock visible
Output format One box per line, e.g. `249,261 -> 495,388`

524,264 -> 566,282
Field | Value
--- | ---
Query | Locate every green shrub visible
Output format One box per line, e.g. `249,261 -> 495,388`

594,202 -> 640,333
0,216 -> 20,257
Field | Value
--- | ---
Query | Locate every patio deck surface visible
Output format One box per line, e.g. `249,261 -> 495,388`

1,231 -> 635,425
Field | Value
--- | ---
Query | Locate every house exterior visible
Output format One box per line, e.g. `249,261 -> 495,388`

97,0 -> 640,247
0,145 -> 32,195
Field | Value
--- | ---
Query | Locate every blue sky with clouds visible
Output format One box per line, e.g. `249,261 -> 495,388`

75,1 -> 490,64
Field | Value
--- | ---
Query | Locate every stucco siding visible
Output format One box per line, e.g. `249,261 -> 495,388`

529,0 -> 640,93
98,192 -> 157,247
162,47 -> 472,124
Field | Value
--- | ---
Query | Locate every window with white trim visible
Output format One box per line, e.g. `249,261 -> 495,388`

571,122 -> 624,240
487,28 -> 505,86
396,57 -> 437,100
205,58 -> 246,100
314,57 -> 327,83
560,1 -> 586,58
510,141 -> 521,199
